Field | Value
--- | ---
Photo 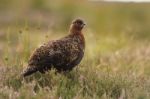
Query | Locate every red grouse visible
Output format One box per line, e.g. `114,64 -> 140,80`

22,19 -> 86,77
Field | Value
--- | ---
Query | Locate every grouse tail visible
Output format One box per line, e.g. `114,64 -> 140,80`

21,66 -> 38,77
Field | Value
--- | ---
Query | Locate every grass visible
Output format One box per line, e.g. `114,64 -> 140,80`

0,27 -> 150,99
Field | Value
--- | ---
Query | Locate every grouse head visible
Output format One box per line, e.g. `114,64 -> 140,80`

70,18 -> 86,34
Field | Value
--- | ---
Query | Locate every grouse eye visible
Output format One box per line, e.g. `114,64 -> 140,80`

78,21 -> 82,24
72,19 -> 84,26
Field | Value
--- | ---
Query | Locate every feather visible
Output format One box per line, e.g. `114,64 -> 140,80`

22,18 -> 85,77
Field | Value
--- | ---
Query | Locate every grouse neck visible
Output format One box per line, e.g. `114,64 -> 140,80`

69,27 -> 83,35
69,29 -> 85,49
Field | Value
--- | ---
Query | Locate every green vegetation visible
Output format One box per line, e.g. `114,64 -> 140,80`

0,0 -> 150,99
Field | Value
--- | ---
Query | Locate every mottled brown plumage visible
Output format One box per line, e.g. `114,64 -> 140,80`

22,19 -> 86,77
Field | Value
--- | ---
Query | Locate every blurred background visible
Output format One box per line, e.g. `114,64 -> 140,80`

0,0 -> 150,69
0,0 -> 150,36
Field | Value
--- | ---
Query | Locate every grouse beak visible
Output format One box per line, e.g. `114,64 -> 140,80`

82,23 -> 86,27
